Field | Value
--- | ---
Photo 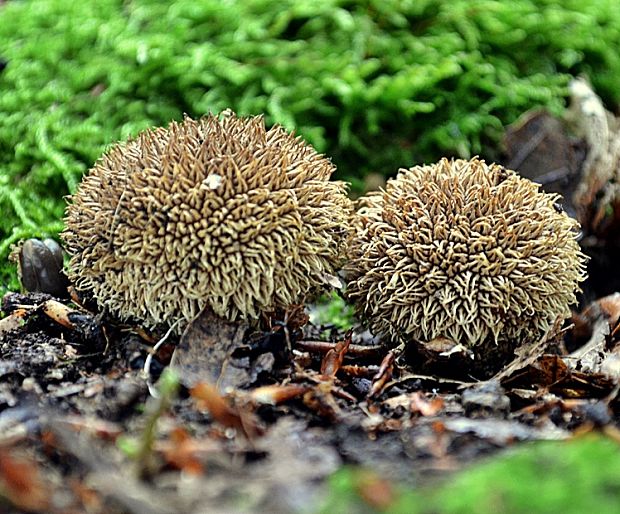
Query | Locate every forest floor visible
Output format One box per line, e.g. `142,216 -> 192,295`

1,284 -> 619,513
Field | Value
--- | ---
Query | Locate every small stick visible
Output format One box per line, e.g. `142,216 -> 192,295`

340,364 -> 380,378
295,340 -> 383,358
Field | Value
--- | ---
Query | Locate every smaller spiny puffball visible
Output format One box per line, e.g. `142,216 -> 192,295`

345,157 -> 587,369
62,112 -> 352,332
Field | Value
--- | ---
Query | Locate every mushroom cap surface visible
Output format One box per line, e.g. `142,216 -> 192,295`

63,113 -> 352,331
346,157 -> 587,362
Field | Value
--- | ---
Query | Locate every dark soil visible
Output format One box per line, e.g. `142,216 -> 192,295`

1,288 -> 619,514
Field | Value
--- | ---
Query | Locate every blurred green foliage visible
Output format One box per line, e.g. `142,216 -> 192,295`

1,0 -> 620,287
309,292 -> 356,330
323,434 -> 620,514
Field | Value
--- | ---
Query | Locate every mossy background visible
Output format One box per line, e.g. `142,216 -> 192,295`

2,0 -> 620,288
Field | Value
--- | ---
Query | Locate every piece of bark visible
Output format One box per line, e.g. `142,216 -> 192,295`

170,308 -> 249,392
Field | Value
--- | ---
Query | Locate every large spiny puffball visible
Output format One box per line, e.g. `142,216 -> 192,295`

63,112 -> 352,332
346,157 -> 587,365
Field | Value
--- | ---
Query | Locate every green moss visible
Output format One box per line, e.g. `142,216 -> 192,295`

2,0 -> 620,287
309,292 -> 356,330
323,434 -> 620,514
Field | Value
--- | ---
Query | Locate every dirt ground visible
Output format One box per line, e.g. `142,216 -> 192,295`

1,280 -> 619,514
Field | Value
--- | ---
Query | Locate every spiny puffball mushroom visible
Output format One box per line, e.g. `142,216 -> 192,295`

62,112 -> 352,332
346,157 -> 587,364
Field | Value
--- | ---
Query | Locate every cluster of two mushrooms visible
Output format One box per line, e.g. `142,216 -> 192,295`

60,112 -> 587,377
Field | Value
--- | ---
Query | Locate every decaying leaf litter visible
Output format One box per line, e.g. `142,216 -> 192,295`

2,83 -> 620,513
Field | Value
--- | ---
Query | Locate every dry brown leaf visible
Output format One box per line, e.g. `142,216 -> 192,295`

533,355 -> 571,386
0,449 -> 51,512
573,293 -> 620,343
190,382 -> 261,440
302,382 -> 342,421
157,427 -> 209,475
248,384 -> 310,405
368,351 -> 395,399
595,293 -> 620,331
320,331 -> 352,378
409,392 -> 445,417
383,392 -> 444,417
